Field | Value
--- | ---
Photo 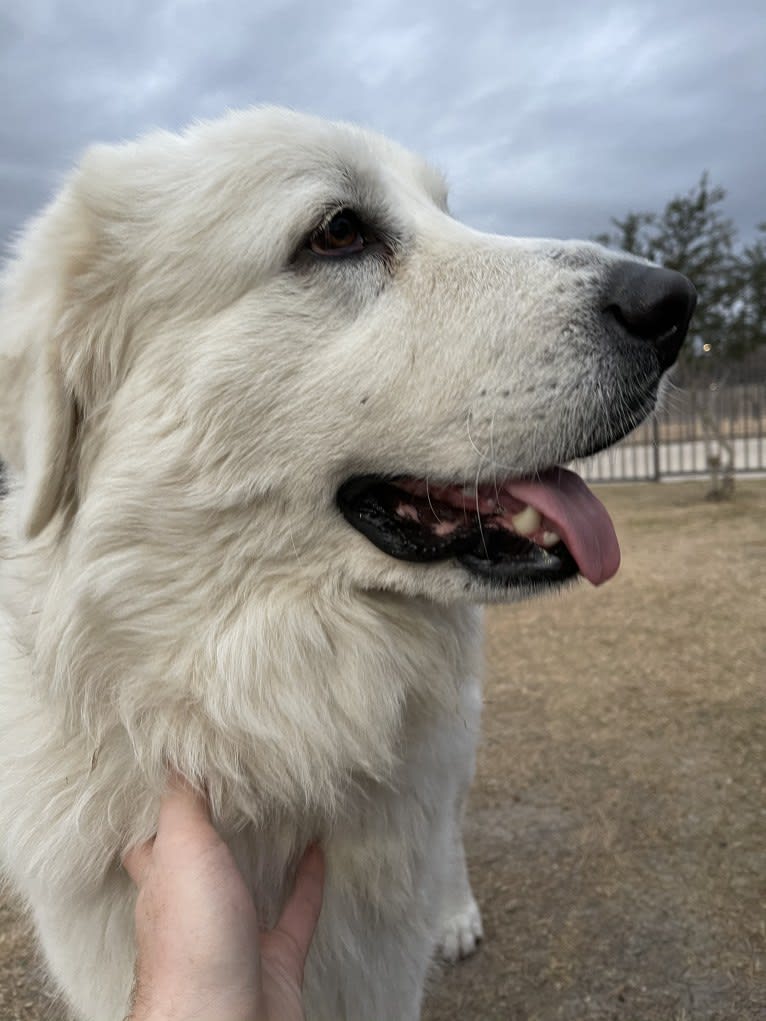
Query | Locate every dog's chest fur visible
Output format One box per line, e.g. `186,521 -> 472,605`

0,495 -> 482,1018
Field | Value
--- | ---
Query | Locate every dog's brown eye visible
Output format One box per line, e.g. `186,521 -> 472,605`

310,209 -> 365,256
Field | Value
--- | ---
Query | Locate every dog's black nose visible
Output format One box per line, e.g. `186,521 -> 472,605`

605,262 -> 697,371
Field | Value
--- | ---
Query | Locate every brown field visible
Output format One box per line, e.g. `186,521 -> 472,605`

1,480 -> 764,1021
423,479 -> 766,1021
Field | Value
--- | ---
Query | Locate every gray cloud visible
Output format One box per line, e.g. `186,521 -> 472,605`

1,0 -> 764,254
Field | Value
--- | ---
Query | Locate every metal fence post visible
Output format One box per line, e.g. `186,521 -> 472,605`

652,417 -> 661,481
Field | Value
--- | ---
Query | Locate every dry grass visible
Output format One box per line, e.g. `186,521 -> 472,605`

1,481 -> 764,1020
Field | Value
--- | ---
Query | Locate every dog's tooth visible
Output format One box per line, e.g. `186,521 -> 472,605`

540,530 -> 561,548
396,503 -> 420,522
511,505 -> 541,536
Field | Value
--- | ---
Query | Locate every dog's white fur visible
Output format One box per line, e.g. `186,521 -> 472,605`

0,108 -> 639,1020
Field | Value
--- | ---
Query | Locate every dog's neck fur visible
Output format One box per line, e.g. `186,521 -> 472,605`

0,488 -> 481,892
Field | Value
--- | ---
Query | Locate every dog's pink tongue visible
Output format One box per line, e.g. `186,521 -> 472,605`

501,468 -> 620,585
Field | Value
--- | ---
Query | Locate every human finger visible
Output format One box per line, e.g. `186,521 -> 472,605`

156,769 -> 213,838
122,837 -> 155,886
273,844 -> 325,968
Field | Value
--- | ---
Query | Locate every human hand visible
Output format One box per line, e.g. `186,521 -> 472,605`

123,774 -> 324,1021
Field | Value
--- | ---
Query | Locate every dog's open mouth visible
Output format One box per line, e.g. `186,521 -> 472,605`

337,467 -> 620,588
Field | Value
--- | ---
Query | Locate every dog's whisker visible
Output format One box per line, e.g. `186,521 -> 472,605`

287,521 -> 304,566
474,462 -> 490,560
425,477 -> 442,524
466,412 -> 488,461
488,410 -> 503,507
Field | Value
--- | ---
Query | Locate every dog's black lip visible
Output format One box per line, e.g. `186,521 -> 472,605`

457,541 -> 579,588
456,531 -> 579,588
337,476 -> 580,588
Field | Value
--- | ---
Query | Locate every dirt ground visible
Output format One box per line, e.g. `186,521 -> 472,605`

422,479 -> 765,1021
1,480 -> 764,1020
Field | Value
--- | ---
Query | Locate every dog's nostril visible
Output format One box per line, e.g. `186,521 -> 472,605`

604,262 -> 697,371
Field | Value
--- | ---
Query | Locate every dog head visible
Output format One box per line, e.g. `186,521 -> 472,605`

1,107 -> 695,606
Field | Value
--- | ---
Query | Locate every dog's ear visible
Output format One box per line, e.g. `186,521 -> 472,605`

1,174 -> 96,539
20,334 -> 77,539
4,140 -> 166,538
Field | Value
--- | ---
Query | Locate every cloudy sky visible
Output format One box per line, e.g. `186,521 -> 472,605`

1,0 -> 764,253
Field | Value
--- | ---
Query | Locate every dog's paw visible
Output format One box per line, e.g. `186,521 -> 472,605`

437,896 -> 484,962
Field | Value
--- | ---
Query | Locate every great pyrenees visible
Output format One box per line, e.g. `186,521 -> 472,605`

0,107 -> 695,1020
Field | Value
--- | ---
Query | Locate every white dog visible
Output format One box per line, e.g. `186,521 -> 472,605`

0,108 -> 695,1020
